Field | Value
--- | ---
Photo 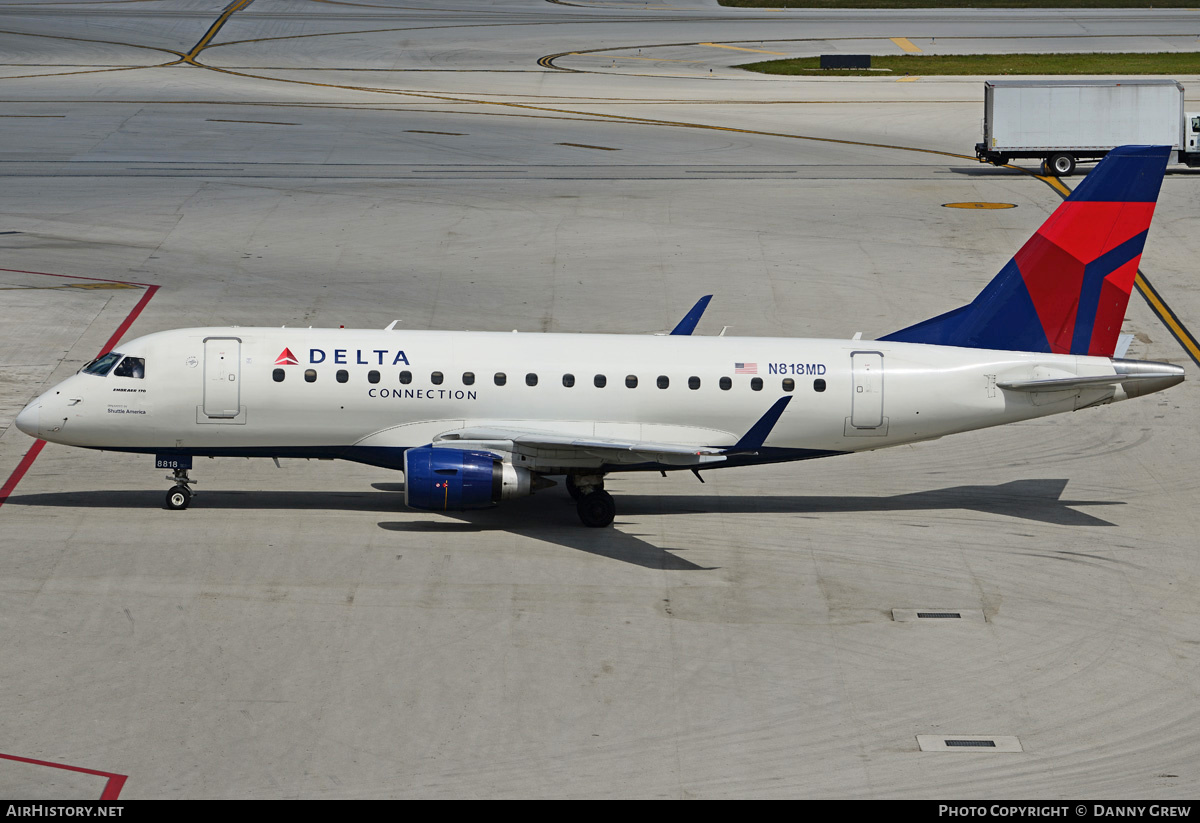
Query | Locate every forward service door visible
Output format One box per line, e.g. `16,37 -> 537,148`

202,337 -> 242,419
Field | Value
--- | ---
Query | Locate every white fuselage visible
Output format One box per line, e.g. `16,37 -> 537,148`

17,327 -> 1166,471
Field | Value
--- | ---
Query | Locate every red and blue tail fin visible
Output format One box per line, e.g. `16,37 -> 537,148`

881,145 -> 1170,356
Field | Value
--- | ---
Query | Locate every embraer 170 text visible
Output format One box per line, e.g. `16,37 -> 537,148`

15,146 -> 1185,527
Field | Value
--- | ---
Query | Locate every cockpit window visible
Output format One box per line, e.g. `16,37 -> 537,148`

81,352 -> 122,376
113,356 -> 145,379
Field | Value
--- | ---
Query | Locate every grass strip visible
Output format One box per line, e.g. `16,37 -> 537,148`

738,52 -> 1200,76
721,0 -> 1199,8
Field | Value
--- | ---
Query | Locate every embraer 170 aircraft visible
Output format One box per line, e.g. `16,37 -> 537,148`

14,146 -> 1185,527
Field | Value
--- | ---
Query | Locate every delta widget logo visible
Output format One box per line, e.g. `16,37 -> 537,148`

275,348 -> 299,366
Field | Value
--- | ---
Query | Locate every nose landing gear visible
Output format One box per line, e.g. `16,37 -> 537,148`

164,466 -> 195,510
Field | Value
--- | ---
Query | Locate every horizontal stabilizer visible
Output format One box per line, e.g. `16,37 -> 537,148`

998,359 -> 1183,393
1000,374 -> 1149,392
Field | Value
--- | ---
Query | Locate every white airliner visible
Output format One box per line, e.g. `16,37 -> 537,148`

14,146 -> 1186,527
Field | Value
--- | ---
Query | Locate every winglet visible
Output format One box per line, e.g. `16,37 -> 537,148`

669,295 -> 713,336
725,396 -> 792,453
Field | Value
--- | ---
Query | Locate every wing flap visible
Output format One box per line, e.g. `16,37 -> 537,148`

434,426 -> 728,467
437,426 -> 725,455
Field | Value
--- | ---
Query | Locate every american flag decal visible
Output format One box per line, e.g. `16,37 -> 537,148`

735,362 -> 757,374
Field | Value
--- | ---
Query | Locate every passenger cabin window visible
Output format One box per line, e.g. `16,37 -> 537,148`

81,352 -> 122,376
625,375 -> 638,389
399,370 -> 412,384
782,378 -> 795,392
494,372 -> 507,386
273,368 -> 285,383
688,376 -> 700,390
594,374 -> 606,388
814,378 -> 827,392
113,357 -> 145,379
526,373 -> 538,387
719,376 -> 732,391
657,376 -> 669,389
751,377 -> 763,391
463,372 -> 475,386
562,374 -> 575,388
431,371 -> 444,385
336,369 -> 349,384
305,369 -> 317,383
368,370 -> 380,384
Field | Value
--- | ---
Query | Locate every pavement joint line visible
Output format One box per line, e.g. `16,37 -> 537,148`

0,27 -> 184,58
558,142 -> 620,151
207,118 -> 299,125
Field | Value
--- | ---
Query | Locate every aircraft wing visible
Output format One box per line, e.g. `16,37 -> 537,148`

429,397 -> 793,471
433,425 -> 729,468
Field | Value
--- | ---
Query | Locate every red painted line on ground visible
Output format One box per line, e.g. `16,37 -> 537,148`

0,271 -> 160,510
97,284 -> 159,356
0,752 -> 127,800
0,439 -> 46,508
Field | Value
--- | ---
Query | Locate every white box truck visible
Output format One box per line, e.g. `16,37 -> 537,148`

974,79 -> 1200,176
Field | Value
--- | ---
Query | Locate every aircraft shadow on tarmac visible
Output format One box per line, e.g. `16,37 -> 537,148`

378,478 -> 1120,569
8,479 -> 1120,571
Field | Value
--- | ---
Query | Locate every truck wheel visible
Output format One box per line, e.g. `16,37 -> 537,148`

1046,153 -> 1076,177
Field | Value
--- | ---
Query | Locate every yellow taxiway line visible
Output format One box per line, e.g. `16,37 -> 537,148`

890,37 -> 922,53
184,0 -> 255,65
699,43 -> 788,56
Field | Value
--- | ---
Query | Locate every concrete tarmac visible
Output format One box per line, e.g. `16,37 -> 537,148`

0,0 -> 1198,799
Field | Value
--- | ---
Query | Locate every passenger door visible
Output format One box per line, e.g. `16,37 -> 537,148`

203,337 -> 241,419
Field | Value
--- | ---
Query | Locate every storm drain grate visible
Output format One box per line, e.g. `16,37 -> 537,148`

918,735 -> 1022,752
892,609 -> 986,623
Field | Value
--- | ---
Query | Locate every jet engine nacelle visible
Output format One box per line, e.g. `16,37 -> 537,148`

402,446 -> 537,511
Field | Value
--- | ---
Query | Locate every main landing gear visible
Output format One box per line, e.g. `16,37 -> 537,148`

568,474 -> 614,528
164,467 -> 195,511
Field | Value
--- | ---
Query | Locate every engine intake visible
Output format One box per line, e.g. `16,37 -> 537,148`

402,446 -> 545,511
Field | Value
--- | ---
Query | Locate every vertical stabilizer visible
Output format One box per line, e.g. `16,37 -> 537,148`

881,145 -> 1170,356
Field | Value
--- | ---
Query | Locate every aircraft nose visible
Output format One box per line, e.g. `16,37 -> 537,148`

15,401 -> 40,438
